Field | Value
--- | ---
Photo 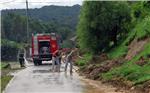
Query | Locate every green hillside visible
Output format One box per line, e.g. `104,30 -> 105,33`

76,1 -> 150,92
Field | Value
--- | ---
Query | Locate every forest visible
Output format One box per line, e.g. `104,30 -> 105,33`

1,4 -> 80,61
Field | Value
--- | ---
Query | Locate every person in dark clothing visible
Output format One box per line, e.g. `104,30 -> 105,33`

18,53 -> 25,67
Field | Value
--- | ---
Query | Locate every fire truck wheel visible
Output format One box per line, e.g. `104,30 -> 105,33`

38,60 -> 42,65
33,59 -> 38,66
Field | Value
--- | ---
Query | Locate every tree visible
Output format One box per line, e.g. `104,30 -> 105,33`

77,1 -> 131,54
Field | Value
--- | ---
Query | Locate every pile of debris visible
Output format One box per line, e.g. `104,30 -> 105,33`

79,53 -> 125,80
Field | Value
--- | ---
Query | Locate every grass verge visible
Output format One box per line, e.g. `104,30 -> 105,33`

1,62 -> 20,93
1,75 -> 13,92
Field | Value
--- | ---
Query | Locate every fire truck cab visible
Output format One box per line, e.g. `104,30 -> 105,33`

31,33 -> 60,65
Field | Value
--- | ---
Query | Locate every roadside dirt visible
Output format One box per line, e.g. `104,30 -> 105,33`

80,77 -> 131,93
79,56 -> 125,80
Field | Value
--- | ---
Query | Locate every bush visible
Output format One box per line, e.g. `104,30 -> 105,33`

76,53 -> 92,67
1,39 -> 22,61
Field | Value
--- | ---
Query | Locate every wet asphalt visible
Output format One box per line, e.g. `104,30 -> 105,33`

4,62 -> 87,93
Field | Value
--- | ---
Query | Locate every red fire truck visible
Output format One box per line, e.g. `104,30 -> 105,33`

31,33 -> 60,65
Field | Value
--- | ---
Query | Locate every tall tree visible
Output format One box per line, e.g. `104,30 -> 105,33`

77,1 -> 131,54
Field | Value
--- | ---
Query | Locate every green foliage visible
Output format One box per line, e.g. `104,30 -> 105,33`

2,5 -> 80,31
0,62 -> 9,69
131,1 -> 150,21
2,13 -> 27,43
108,43 -> 128,59
1,62 -> 13,92
76,53 -> 92,66
62,40 -> 74,48
103,2 -> 150,85
1,75 -> 13,92
2,13 -> 74,44
1,39 -> 22,61
2,5 -> 80,46
124,16 -> 150,46
108,15 -> 150,59
77,1 -> 131,54
1,39 -> 22,48
1,7 -> 78,61
102,43 -> 150,85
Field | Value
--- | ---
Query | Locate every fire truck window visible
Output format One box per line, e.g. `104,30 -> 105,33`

39,41 -> 50,54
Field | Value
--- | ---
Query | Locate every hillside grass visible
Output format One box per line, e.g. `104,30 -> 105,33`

102,37 -> 150,85
108,16 -> 150,59
108,43 -> 128,59
125,17 -> 150,44
103,15 -> 150,85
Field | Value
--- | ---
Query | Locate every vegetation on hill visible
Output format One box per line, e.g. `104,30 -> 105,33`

1,5 -> 80,61
76,1 -> 150,92
1,5 -> 80,31
77,1 -> 131,54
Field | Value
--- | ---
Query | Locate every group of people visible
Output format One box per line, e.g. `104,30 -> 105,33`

18,48 -> 76,73
51,48 -> 76,73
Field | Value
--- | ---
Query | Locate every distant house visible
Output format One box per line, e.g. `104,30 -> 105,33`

69,36 -> 77,47
70,36 -> 77,42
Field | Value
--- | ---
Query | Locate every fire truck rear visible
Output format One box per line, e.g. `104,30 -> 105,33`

31,33 -> 59,65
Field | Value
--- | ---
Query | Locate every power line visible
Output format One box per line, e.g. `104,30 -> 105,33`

13,2 -> 61,3
0,0 -> 17,4
0,1 -> 61,4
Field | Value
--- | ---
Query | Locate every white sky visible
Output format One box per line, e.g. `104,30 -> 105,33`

0,0 -> 83,10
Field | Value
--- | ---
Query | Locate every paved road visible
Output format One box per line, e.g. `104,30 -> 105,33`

4,61 -> 125,93
4,62 -> 87,93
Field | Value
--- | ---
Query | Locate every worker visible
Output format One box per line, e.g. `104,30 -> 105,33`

61,52 -> 67,63
52,53 -> 56,72
18,50 -> 25,67
55,51 -> 61,72
64,49 -> 75,73
58,48 -> 63,70
52,50 -> 61,72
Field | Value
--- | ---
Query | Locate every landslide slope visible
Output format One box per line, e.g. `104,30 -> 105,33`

77,15 -> 150,93
102,16 -> 150,93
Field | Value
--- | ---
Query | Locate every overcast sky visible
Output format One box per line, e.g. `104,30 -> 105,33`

0,0 -> 83,10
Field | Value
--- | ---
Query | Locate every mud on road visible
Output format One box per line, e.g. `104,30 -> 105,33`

4,62 -> 127,93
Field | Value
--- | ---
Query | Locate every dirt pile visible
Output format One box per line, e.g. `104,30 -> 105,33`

80,55 -> 125,80
78,38 -> 150,93
125,38 -> 149,60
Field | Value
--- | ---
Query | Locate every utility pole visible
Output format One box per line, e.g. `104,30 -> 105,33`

26,0 -> 29,44
25,0 -> 29,58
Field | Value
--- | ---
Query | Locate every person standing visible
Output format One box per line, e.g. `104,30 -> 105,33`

55,51 -> 61,72
52,53 -> 56,72
52,50 -> 61,72
18,50 -> 25,67
64,50 -> 74,73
